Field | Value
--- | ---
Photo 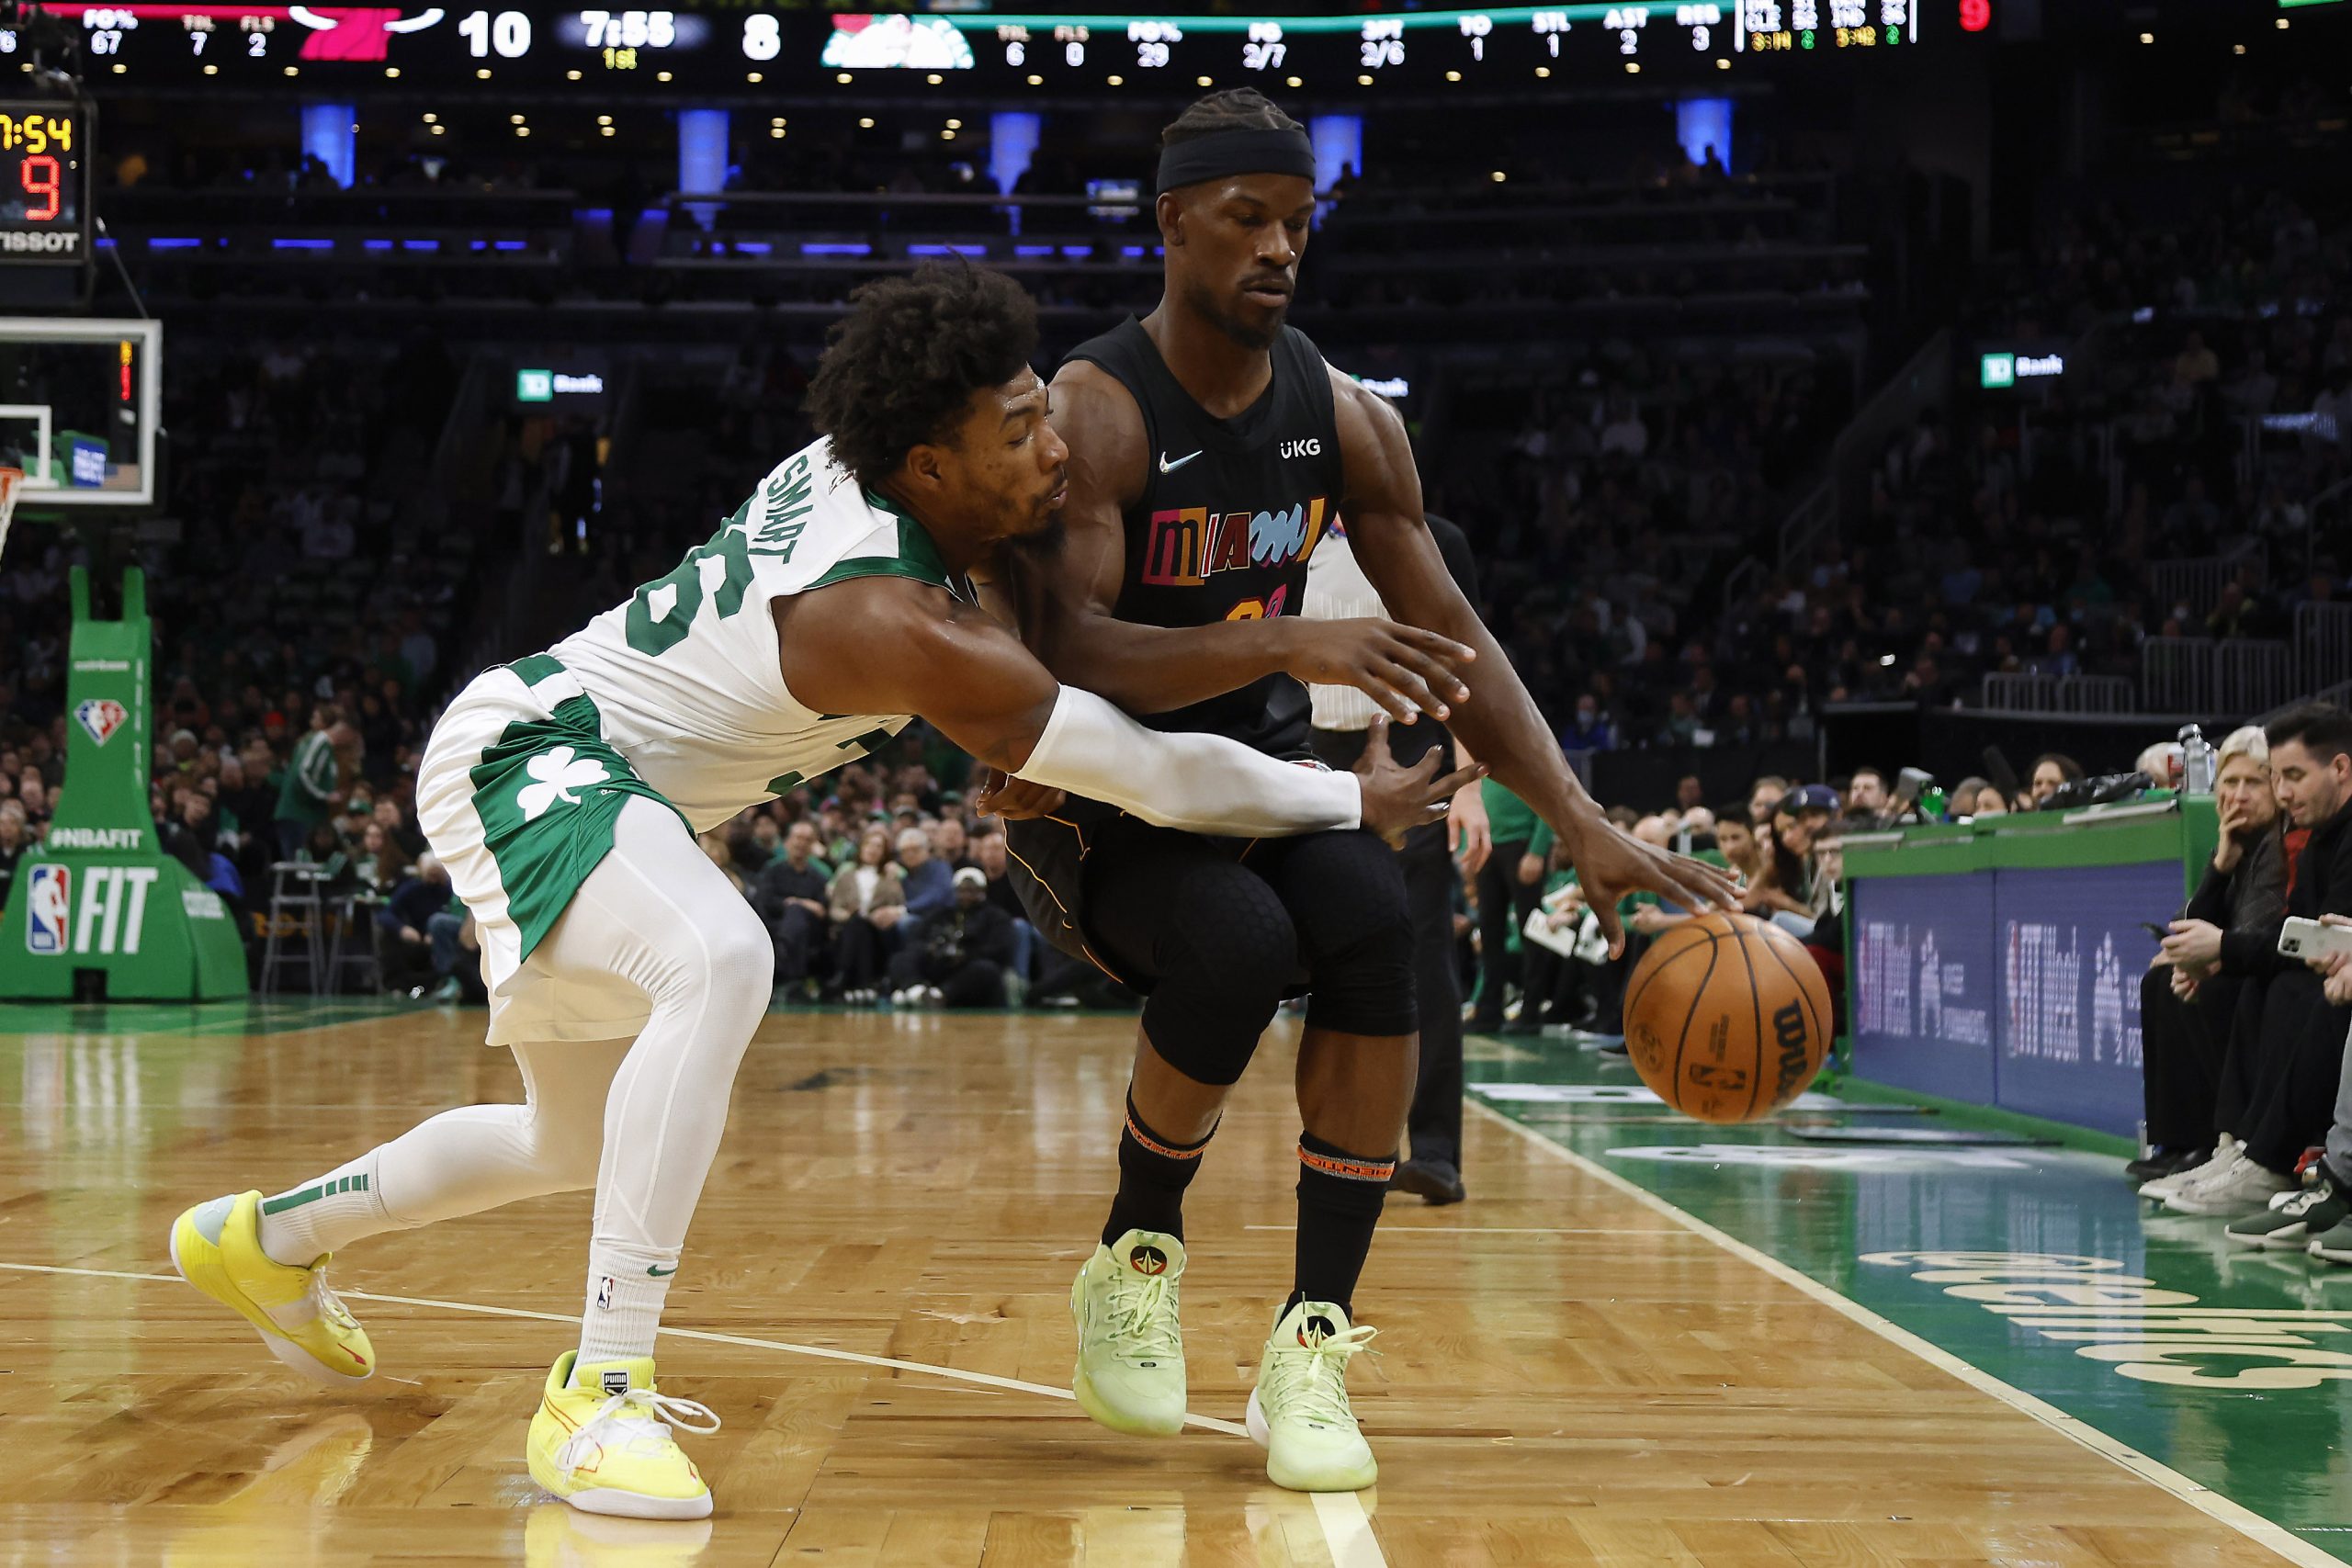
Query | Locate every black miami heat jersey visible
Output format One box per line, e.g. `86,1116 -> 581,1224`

1069,315 -> 1347,758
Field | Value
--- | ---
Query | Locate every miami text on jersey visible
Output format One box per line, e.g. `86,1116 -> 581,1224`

1139,496 -> 1330,589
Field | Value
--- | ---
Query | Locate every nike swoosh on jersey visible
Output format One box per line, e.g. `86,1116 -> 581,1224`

1158,450 -> 1203,474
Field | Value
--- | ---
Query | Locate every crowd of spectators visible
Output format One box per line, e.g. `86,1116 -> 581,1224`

1429,351 -> 1854,750
0,333 -> 491,982
690,752 -> 1094,1010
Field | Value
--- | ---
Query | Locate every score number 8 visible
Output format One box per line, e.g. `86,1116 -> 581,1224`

21,153 -> 59,222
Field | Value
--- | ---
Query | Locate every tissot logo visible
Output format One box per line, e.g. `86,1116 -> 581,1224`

0,231 -> 80,255
1280,438 -> 1321,459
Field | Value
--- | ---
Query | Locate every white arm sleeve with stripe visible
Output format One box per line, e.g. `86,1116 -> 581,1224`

1016,685 -> 1363,837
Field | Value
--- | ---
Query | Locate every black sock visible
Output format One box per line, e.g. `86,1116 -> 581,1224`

1289,1131 -> 1396,1319
1102,1094 -> 1214,1247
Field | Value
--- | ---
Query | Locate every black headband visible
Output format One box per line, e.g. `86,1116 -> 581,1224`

1156,127 -> 1317,196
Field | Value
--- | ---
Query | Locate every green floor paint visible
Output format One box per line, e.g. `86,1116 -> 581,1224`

1470,1033 -> 2352,1562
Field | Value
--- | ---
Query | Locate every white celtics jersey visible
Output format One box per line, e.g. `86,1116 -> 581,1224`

547,437 -> 955,830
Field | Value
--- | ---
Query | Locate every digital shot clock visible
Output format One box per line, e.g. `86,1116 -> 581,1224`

0,102 -> 89,266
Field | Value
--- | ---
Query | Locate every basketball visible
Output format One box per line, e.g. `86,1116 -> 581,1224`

1622,912 -> 1833,1124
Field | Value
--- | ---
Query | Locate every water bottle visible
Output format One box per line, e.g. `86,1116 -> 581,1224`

2178,724 -> 2216,794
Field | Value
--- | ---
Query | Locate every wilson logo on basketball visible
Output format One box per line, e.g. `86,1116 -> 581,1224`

1771,1002 -> 1812,1099
75,698 -> 128,748
1129,1246 -> 1169,1276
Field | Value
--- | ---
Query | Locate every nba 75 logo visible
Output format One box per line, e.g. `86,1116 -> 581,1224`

74,698 -> 128,748
26,865 -> 68,954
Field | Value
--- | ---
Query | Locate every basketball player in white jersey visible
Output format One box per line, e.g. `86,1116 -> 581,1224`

165,266 -> 1482,1520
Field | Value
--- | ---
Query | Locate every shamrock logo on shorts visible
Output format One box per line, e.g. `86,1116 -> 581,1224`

516,745 -> 608,821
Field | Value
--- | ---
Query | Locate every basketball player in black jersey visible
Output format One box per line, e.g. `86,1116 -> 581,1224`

984,90 -> 1737,1492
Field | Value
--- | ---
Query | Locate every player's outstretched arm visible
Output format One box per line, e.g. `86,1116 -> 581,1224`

1331,373 -> 1737,953
776,577 -> 1476,840
997,362 -> 1476,725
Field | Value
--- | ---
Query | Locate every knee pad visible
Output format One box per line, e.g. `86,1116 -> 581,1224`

1287,835 -> 1418,1039
1139,863 -> 1298,1087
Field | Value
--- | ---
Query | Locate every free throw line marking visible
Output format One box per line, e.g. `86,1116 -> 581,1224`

1468,1100 -> 2346,1568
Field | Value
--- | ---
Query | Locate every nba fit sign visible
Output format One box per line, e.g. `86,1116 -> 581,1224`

0,568 -> 248,1001
1850,861 -> 2174,1134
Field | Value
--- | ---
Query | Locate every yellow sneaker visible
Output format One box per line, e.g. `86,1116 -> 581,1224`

169,1190 -> 375,1385
1069,1230 -> 1188,1438
526,1351 -> 719,1520
1245,1301 -> 1379,1492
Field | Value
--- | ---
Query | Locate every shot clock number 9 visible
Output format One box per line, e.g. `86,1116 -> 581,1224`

0,107 -> 83,261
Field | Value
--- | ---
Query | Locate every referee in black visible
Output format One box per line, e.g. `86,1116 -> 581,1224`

1305,512 -> 1489,1204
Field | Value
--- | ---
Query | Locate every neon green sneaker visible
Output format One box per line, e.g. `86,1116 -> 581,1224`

1069,1229 -> 1187,1438
1246,1300 -> 1378,1492
169,1190 -> 375,1385
526,1352 -> 719,1520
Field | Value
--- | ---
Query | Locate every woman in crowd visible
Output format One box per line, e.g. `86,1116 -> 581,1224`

2133,726 -> 2288,1187
353,820 -> 411,896
828,824 -> 908,1005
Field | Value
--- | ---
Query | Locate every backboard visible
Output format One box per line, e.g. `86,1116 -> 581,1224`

0,317 -> 161,509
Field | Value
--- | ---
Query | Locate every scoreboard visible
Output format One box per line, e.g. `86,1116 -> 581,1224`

14,3 -> 1973,90
0,102 -> 88,268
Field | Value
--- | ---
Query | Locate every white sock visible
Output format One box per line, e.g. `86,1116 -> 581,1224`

256,1150 -> 399,1267
574,1237 -> 680,1379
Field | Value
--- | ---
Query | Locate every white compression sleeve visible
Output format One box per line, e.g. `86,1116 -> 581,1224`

1016,685 -> 1363,837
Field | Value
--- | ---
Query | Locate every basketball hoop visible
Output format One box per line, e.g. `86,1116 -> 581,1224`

0,467 -> 21,563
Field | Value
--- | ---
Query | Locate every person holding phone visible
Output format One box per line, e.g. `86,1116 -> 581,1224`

2154,705 -> 2352,1224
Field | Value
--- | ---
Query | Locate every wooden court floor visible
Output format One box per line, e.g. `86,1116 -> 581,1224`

0,1004 -> 2283,1566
